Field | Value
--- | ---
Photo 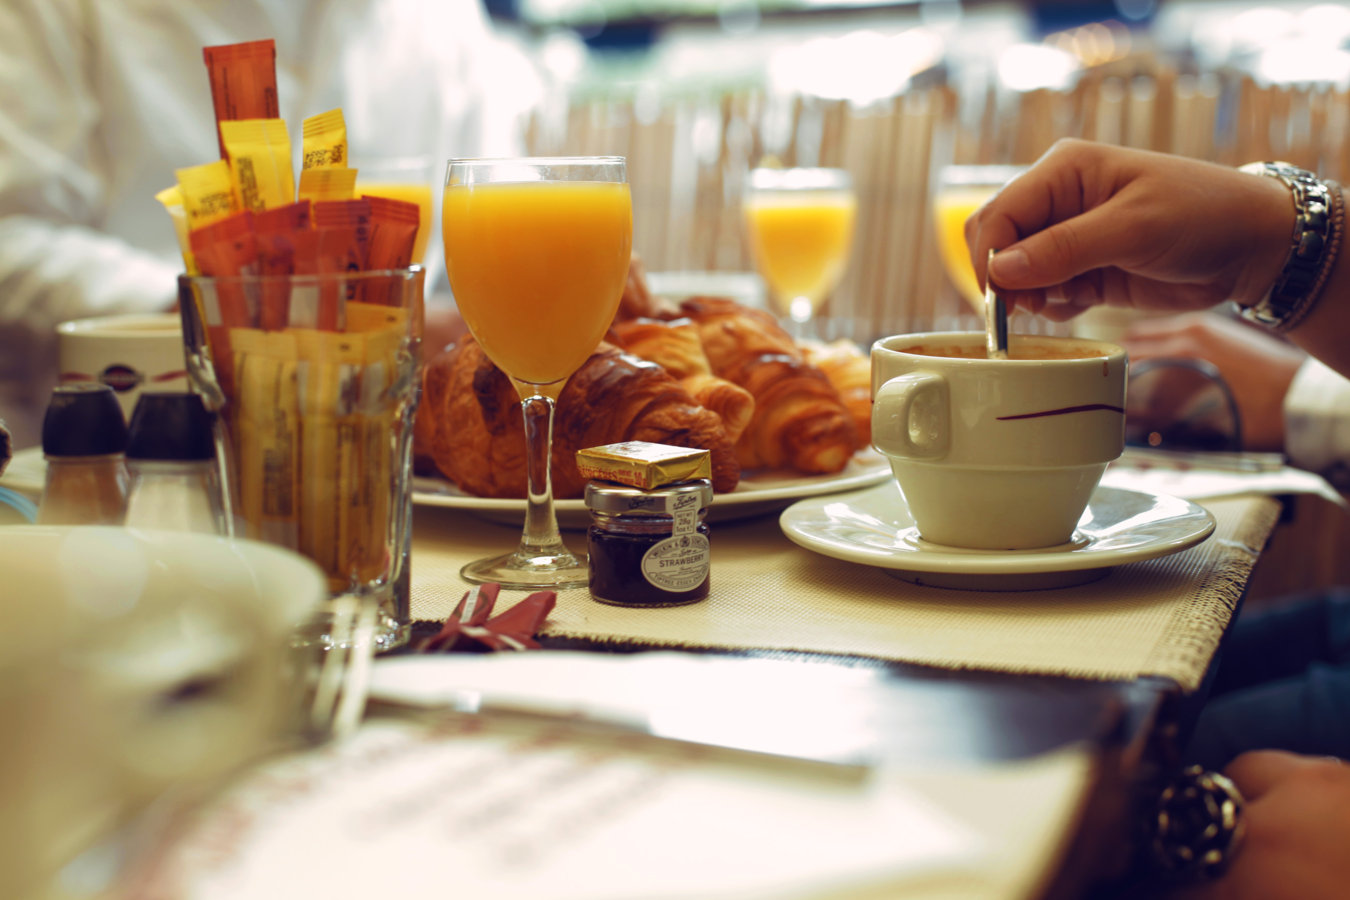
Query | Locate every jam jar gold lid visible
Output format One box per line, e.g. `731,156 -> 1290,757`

583,478 -> 714,516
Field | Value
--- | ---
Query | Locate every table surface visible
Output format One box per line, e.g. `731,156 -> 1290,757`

0,449 -> 1292,899
401,485 -> 1285,900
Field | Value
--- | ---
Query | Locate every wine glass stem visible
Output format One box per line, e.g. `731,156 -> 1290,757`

518,393 -> 569,559
789,296 -> 814,341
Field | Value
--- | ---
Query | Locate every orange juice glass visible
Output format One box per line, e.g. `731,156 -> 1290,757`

443,157 -> 632,589
932,165 -> 1025,312
742,167 -> 856,338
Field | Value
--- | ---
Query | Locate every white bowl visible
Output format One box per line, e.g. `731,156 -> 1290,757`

0,526 -> 326,899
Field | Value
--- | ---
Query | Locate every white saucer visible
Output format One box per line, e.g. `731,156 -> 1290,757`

779,481 -> 1216,591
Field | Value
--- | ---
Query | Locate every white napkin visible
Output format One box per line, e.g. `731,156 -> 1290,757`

139,652 -> 998,900
1104,448 -> 1347,508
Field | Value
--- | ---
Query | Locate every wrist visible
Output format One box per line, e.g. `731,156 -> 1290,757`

1237,161 -> 1344,332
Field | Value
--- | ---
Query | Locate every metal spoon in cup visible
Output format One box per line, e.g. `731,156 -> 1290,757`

984,247 -> 1009,359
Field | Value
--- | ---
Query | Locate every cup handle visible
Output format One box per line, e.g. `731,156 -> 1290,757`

872,372 -> 950,460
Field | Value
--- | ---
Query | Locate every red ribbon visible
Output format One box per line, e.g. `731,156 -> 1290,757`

418,583 -> 557,653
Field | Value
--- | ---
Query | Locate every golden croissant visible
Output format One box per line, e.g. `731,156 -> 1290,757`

417,336 -> 741,499
678,296 -> 860,473
609,317 -> 755,443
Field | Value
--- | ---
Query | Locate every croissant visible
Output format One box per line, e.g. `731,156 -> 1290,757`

417,337 -> 527,498
800,338 -> 873,448
610,317 -> 708,378
610,317 -> 755,443
678,296 -> 860,474
612,253 -> 677,326
417,336 -> 741,499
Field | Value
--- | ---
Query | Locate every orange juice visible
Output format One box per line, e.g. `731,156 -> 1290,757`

743,189 -> 856,312
359,181 -> 432,263
933,186 -> 995,310
442,181 -> 632,386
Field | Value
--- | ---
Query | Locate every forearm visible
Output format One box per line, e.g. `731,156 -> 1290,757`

0,216 -> 177,337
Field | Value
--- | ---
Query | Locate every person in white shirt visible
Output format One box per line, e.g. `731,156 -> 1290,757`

968,137 -> 1350,900
0,0 -> 524,446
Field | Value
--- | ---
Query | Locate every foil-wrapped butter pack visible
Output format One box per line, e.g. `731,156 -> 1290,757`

576,441 -> 712,490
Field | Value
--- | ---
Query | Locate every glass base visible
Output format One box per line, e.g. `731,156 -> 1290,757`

292,606 -> 410,654
461,548 -> 589,590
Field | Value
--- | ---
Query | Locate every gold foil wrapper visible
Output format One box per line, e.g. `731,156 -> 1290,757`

576,441 -> 712,490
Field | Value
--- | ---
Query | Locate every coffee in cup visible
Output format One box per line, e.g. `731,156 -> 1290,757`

871,332 -> 1127,550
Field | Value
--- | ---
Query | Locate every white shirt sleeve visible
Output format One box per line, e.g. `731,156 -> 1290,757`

1284,357 -> 1350,480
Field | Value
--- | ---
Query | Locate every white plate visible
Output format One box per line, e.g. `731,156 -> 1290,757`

780,481 -> 1216,591
0,446 -> 44,498
2,446 -> 892,530
415,449 -> 892,529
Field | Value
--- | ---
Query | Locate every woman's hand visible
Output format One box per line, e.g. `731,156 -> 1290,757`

1120,313 -> 1306,452
965,139 -> 1293,321
1167,751 -> 1350,900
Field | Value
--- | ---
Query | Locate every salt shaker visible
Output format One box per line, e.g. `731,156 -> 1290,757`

123,392 -> 225,533
38,383 -> 129,525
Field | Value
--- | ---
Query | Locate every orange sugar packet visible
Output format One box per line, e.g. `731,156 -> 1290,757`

298,166 -> 357,203
254,201 -> 312,329
362,195 -> 420,306
188,210 -> 257,399
220,118 -> 295,211
203,39 -> 279,158
188,210 -> 257,319
314,197 -> 373,271
176,160 -> 240,232
364,195 -> 419,270
302,108 -> 348,169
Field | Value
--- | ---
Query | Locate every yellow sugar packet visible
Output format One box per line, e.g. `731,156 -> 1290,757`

230,328 -> 301,549
298,166 -> 358,203
220,118 -> 295,211
302,108 -> 348,169
352,319 -> 405,583
345,301 -> 407,336
294,329 -> 368,590
176,160 -> 240,232
155,185 -> 198,275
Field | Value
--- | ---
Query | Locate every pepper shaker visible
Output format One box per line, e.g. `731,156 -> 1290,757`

38,383 -> 129,525
124,392 -> 225,533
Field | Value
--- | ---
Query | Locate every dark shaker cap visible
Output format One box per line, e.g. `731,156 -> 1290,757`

126,392 -> 216,461
42,383 -> 129,457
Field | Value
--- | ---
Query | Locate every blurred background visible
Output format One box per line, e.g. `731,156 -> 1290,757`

476,0 -> 1350,342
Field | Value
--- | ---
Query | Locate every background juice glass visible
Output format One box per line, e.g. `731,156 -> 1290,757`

932,165 -> 1026,312
742,167 -> 856,339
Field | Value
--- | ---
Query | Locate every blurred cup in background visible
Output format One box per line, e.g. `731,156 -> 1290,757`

56,313 -> 188,423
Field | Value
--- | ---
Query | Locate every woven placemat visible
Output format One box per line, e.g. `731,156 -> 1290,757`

410,494 -> 1280,692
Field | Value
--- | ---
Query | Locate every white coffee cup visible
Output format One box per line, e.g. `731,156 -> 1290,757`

56,313 -> 187,422
871,332 -> 1127,550
0,526 -> 325,899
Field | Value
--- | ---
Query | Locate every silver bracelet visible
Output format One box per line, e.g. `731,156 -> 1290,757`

1238,161 -> 1343,332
